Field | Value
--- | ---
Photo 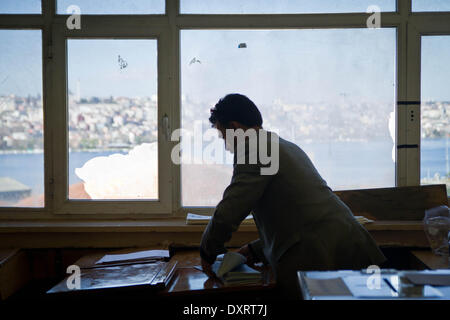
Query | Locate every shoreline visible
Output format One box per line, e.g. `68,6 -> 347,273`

0,137 -> 447,155
0,148 -> 131,155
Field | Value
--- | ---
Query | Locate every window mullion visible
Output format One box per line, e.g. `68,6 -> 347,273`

167,0 -> 182,215
395,0 -> 410,187
405,26 -> 422,186
42,0 -> 56,212
51,27 -> 68,213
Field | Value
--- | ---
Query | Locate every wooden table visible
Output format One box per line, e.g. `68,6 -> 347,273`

0,249 -> 31,300
411,250 -> 449,270
159,250 -> 278,300
45,247 -> 278,300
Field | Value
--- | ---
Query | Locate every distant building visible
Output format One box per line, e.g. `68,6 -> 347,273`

0,177 -> 31,202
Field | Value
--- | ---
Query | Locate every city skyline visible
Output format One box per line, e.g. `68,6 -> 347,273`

0,91 -> 447,206
0,92 -> 447,153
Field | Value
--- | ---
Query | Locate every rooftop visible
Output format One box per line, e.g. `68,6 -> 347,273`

0,177 -> 31,193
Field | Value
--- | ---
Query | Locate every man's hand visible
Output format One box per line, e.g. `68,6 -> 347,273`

237,244 -> 257,268
201,258 -> 216,278
238,244 -> 264,272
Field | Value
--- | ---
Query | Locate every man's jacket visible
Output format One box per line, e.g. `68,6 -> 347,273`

200,130 -> 386,269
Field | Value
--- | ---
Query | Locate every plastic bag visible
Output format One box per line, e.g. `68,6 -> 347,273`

423,205 -> 450,256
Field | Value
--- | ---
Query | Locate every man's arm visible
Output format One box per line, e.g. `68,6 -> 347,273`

200,164 -> 272,264
248,238 -> 269,265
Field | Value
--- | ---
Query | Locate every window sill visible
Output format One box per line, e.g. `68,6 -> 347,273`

0,219 -> 428,249
0,219 -> 424,233
0,218 -> 257,233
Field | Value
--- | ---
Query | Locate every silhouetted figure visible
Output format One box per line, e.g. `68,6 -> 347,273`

200,93 -> 386,300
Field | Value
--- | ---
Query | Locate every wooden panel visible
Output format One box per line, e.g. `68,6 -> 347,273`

159,250 -> 276,298
0,231 -> 258,249
334,184 -> 448,221
28,249 -> 57,280
0,249 -> 31,300
0,249 -> 19,265
411,250 -> 450,270
370,230 -> 429,247
0,224 -> 430,248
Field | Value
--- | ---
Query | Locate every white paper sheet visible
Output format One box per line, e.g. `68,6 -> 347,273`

95,249 -> 169,265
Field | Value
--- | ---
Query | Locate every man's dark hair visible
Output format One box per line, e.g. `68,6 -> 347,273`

209,94 -> 263,128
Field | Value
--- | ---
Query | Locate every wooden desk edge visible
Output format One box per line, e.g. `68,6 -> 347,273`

0,219 -> 424,233
411,250 -> 449,270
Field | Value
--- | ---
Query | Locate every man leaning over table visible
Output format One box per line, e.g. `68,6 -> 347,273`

200,93 -> 386,299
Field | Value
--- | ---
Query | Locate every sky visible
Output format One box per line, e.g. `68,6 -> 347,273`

0,0 -> 449,102
181,28 -> 397,106
180,0 -> 395,14
0,30 -> 43,97
2,0 -> 450,14
0,0 -> 397,14
422,36 -> 450,102
67,39 -> 158,99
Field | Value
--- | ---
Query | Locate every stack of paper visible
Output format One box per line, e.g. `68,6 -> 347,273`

212,252 -> 262,286
186,213 -> 255,225
304,277 -> 353,297
354,216 -> 374,225
187,213 -> 371,225
47,260 -> 178,294
95,249 -> 170,265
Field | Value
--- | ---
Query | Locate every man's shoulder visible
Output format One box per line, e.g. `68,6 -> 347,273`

275,135 -> 303,156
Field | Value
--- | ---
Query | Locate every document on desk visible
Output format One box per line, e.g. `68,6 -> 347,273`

47,261 -> 174,294
95,249 -> 170,265
353,216 -> 374,225
299,271 -> 446,299
404,271 -> 450,286
343,276 -> 443,298
304,277 -> 352,297
47,260 -> 178,294
210,252 -> 262,286
343,276 -> 399,298
186,213 -> 255,225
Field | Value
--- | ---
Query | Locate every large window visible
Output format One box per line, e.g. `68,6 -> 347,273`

67,39 -> 159,200
0,0 -> 449,217
0,30 -> 43,208
181,29 -> 396,206
421,36 -> 450,194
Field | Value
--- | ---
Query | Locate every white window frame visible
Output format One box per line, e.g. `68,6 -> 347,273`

406,12 -> 450,187
0,0 -> 448,220
51,24 -> 172,215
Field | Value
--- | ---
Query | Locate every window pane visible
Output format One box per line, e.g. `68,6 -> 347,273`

67,39 -> 158,200
421,36 -> 450,194
181,0 -> 395,14
0,0 -> 41,14
0,30 -> 43,208
181,29 -> 396,206
57,0 -> 164,14
413,0 -> 450,12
